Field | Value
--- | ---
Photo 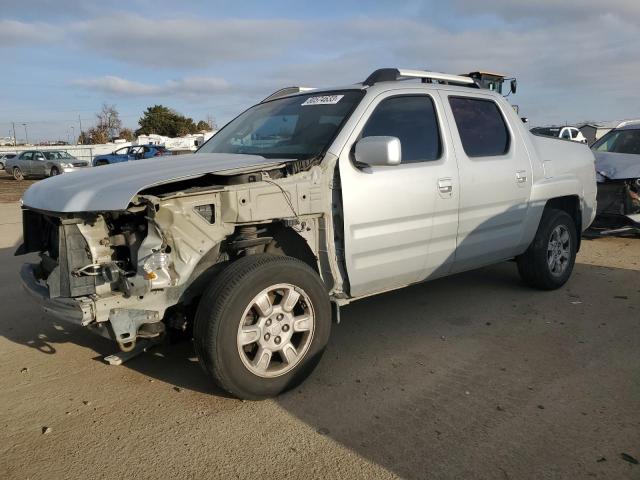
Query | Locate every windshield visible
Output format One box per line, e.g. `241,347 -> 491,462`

593,129 -> 640,155
198,90 -> 364,159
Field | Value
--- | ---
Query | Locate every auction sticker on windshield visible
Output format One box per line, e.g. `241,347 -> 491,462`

301,95 -> 344,106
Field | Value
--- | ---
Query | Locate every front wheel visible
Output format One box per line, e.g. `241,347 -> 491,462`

50,167 -> 60,176
517,209 -> 577,290
12,167 -> 24,181
194,254 -> 331,400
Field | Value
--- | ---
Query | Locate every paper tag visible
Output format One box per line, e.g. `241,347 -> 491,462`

301,95 -> 344,106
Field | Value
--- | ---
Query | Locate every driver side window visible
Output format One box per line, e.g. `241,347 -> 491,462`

361,95 -> 442,163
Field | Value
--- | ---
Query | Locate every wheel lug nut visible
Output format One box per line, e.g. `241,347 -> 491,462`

277,314 -> 284,321
265,319 -> 272,326
275,336 -> 281,345
264,333 -> 270,341
282,324 -> 290,332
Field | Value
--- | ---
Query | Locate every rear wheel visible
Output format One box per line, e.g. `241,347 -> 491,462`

194,254 -> 331,400
95,160 -> 109,166
50,167 -> 59,176
517,209 -> 577,290
12,167 -> 24,181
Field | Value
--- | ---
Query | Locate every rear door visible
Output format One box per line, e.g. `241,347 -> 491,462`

19,151 -> 34,174
339,90 -> 460,297
440,92 -> 532,273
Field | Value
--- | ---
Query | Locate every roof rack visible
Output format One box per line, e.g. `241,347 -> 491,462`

261,86 -> 315,103
363,68 -> 478,88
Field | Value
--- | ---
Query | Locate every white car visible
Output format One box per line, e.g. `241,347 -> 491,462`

17,68 -> 597,399
531,126 -> 588,144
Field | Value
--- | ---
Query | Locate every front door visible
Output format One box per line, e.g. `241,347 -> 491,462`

339,91 -> 460,297
31,151 -> 48,176
440,91 -> 532,272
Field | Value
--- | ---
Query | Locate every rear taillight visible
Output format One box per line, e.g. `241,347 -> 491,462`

154,151 -> 162,156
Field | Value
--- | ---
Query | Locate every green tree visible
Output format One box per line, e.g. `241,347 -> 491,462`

136,105 -> 199,137
196,120 -> 212,132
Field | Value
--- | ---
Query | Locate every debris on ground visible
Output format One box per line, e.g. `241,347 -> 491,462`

20,367 -> 29,373
596,457 -> 606,463
620,453 -> 639,465
41,426 -> 52,434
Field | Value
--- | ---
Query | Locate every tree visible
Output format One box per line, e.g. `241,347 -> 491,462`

119,128 -> 135,141
196,120 -> 212,132
96,103 -> 122,140
136,105 -> 200,137
85,126 -> 109,144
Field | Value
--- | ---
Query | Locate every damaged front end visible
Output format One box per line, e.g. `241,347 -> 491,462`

594,173 -> 640,234
17,201 -> 179,350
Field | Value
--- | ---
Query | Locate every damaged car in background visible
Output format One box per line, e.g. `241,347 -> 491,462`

16,68 -> 597,400
592,121 -> 640,234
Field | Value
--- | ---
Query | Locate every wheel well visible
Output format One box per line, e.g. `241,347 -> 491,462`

545,195 -> 582,250
264,224 -> 318,272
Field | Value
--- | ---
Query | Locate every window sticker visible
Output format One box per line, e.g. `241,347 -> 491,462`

301,95 -> 344,106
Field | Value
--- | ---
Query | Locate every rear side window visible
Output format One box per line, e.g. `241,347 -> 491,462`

361,95 -> 442,163
449,97 -> 510,157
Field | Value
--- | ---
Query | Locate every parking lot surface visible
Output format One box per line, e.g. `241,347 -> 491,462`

1,213 -> 639,480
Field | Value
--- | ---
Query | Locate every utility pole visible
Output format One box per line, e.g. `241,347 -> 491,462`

70,126 -> 75,145
78,114 -> 83,145
22,123 -> 28,145
12,122 -> 17,146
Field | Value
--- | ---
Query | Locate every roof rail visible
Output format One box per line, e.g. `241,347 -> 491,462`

261,86 -> 315,103
363,68 -> 478,87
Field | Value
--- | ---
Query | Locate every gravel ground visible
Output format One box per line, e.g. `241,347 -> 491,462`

0,224 -> 638,479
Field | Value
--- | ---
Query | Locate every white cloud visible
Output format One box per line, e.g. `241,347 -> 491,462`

448,0 -> 640,23
72,15 -> 306,68
73,75 -> 232,97
0,20 -> 62,45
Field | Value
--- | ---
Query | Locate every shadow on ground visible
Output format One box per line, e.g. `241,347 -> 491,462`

2,243 -> 639,478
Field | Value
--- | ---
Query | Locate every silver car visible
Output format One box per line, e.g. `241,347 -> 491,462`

5,150 -> 89,180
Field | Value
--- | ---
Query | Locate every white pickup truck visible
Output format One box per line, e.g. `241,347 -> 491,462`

17,69 -> 597,399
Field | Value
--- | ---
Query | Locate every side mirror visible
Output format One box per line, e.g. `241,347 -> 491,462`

354,136 -> 401,167
510,79 -> 517,94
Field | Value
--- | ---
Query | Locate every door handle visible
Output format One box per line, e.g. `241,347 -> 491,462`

437,178 -> 453,197
515,170 -> 527,183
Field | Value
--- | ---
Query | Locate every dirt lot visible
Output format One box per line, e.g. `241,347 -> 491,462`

1,218 -> 639,479
0,171 -> 36,203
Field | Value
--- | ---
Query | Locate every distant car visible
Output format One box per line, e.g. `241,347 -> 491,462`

0,152 -> 17,170
531,126 -> 587,144
5,150 -> 89,180
592,123 -> 640,231
93,144 -> 169,166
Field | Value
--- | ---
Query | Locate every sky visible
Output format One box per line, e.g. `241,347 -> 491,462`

1,0 -> 640,142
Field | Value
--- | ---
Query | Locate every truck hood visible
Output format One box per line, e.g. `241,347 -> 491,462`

22,153 -> 285,212
594,151 -> 640,181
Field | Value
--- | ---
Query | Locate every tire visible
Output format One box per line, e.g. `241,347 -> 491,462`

194,254 -> 331,400
516,208 -> 577,290
95,160 -> 109,166
50,167 -> 59,176
12,167 -> 24,181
